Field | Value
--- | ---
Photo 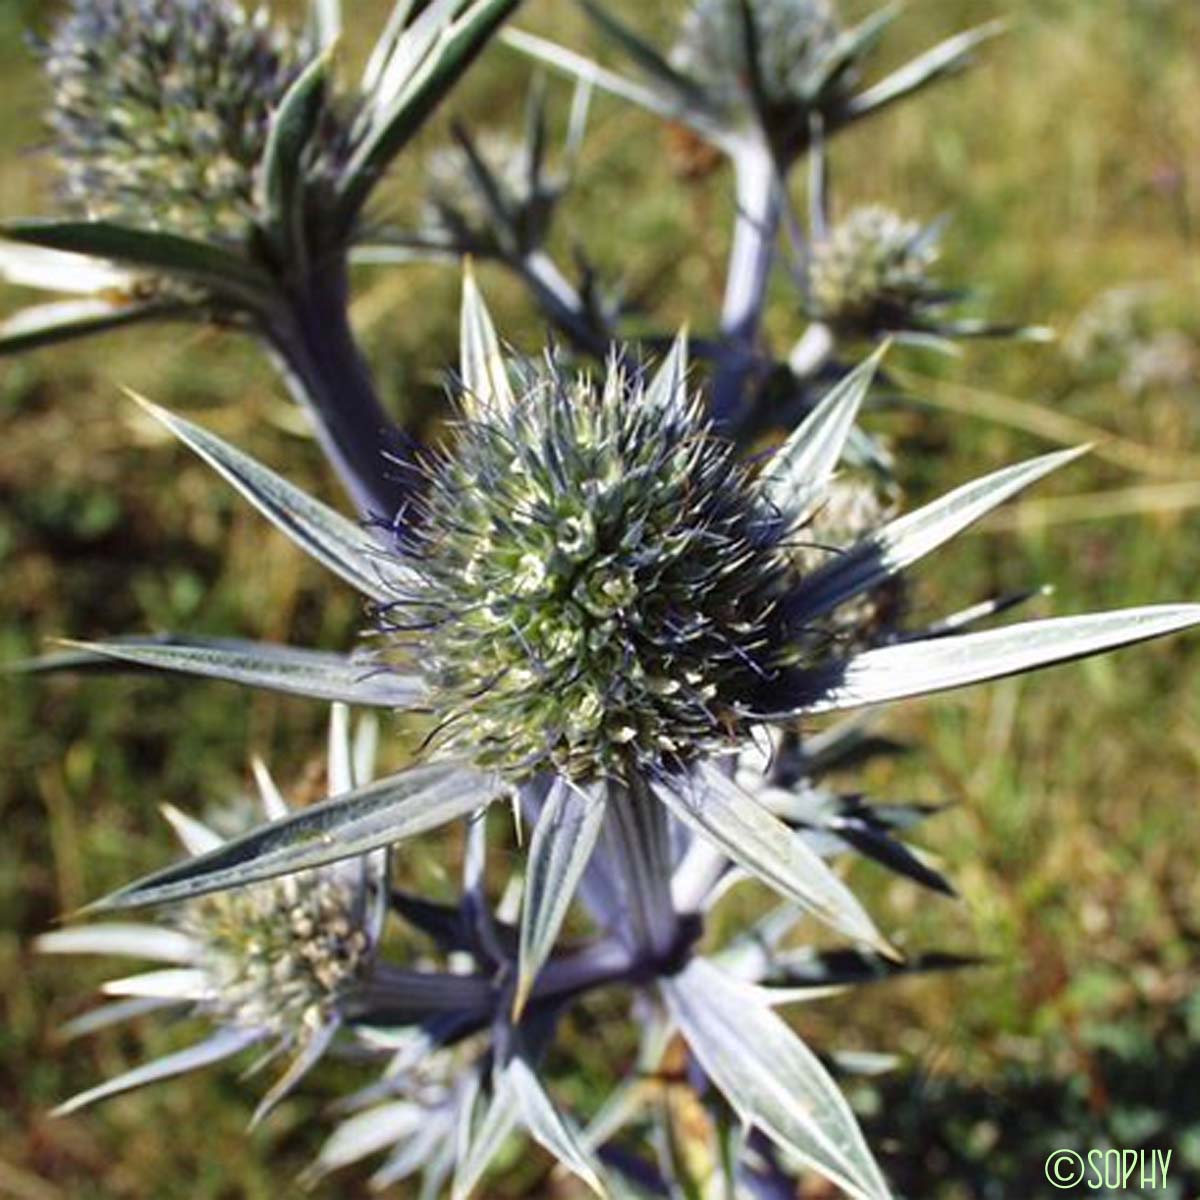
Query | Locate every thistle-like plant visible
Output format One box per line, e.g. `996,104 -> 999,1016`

29,272 -> 1200,1195
9,3 -> 1198,1196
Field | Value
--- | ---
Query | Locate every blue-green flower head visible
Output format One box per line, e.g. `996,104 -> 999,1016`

403,339 -> 795,782
808,205 -> 943,334
44,0 -> 308,244
671,0 -> 846,117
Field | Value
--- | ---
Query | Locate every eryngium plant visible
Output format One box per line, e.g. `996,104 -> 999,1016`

42,269 -> 1198,1028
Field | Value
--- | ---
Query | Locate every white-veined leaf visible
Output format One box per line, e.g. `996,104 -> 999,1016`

50,638 -> 422,709
315,1101 -> 427,1177
643,329 -> 689,410
653,764 -> 892,956
846,22 -> 1005,122
2,220 -> 273,305
0,241 -> 135,294
262,51 -> 332,260
460,265 -> 515,416
514,778 -> 606,1017
36,924 -> 195,963
339,0 -> 519,224
132,396 -> 413,602
501,29 -> 685,123
508,1057 -> 606,1196
307,0 -> 342,50
0,298 -> 173,356
52,1028 -> 261,1117
782,605 -> 1200,715
663,958 -> 892,1200
759,345 -> 886,524
788,446 -> 1088,619
87,763 -> 497,911
452,1072 -> 520,1200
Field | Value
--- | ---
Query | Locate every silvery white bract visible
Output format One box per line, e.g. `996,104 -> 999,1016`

38,706 -> 388,1127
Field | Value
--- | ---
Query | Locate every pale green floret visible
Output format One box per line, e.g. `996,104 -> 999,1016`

671,0 -> 844,113
44,0 -> 308,244
808,205 -> 942,333
407,356 -> 796,781
180,869 -> 370,1038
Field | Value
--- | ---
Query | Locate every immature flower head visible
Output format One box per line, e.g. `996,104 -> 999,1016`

179,863 -> 372,1041
38,708 -> 386,1123
808,205 -> 944,334
400,348 -> 795,782
794,474 -> 903,649
44,0 -> 305,244
671,0 -> 845,115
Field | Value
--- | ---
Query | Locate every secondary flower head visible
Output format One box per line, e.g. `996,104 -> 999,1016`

403,342 -> 794,781
44,0 -> 310,244
38,707 -> 386,1125
808,205 -> 943,335
671,0 -> 845,116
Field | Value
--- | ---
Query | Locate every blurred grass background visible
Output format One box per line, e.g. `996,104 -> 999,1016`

1,0 -> 1199,1195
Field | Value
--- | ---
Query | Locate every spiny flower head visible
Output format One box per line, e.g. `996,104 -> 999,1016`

399,349 -> 796,782
44,0 -> 309,244
671,0 -> 845,115
179,863 -> 372,1040
808,205 -> 943,334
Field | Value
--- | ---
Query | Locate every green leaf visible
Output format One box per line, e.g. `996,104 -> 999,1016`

362,2 -> 421,94
2,221 -> 274,306
653,763 -> 893,956
845,21 -> 1006,123
89,763 -> 497,911
49,637 -> 423,709
788,446 -> 1089,620
338,0 -> 520,227
663,958 -> 892,1200
758,345 -> 887,525
0,298 -> 175,357
132,396 -> 414,602
262,51 -> 332,262
788,605 -> 1200,716
514,779 -> 606,1017
460,264 -> 516,416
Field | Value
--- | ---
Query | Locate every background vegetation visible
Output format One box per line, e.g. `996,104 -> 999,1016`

1,0 -> 1198,1195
